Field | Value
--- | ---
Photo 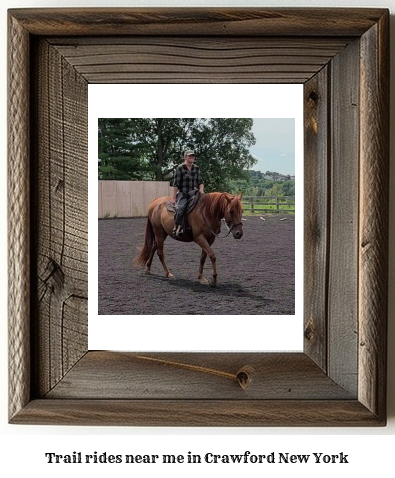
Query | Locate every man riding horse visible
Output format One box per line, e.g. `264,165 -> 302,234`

134,149 -> 243,286
172,149 -> 204,238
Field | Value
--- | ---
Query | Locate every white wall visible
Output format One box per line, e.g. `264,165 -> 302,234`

1,0 -> 394,475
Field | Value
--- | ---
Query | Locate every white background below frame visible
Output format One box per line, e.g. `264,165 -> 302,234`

88,84 -> 304,352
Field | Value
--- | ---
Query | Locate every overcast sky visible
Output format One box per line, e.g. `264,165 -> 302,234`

250,118 -> 295,175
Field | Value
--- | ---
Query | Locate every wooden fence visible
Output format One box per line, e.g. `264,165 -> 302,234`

98,184 -> 295,218
242,196 -> 295,214
98,180 -> 173,218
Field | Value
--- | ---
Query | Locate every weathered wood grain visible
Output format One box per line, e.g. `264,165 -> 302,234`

8,12 -> 31,421
31,39 -> 88,397
8,7 -> 387,37
46,352 -> 354,400
358,13 -> 389,420
11,399 -> 383,427
49,37 -> 350,84
327,39 -> 360,396
303,67 -> 329,371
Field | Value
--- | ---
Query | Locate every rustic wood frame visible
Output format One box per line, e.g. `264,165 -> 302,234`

8,8 -> 389,426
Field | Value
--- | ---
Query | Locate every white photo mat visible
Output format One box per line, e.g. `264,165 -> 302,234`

88,84 -> 303,352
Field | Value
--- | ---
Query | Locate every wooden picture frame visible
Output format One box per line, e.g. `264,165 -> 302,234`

8,8 -> 389,426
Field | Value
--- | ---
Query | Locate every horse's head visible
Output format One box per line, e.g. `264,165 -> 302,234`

224,193 -> 243,239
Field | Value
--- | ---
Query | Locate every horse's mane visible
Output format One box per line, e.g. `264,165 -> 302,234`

199,192 -> 241,222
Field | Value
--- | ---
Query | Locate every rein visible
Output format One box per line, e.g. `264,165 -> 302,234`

204,218 -> 240,238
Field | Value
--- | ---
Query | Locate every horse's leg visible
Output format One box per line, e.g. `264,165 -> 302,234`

197,236 -> 215,285
155,232 -> 174,279
145,241 -> 157,273
195,235 -> 217,287
198,249 -> 209,284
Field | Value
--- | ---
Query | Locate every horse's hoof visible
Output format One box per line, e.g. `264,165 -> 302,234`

198,277 -> 209,285
167,273 -> 175,279
209,279 -> 217,288
145,268 -> 152,274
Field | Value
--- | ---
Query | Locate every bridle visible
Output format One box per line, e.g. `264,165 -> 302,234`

224,220 -> 243,234
200,210 -> 243,238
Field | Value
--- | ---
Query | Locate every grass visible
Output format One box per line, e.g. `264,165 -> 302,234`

241,197 -> 295,216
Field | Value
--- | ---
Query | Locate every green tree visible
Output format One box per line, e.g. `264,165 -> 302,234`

265,182 -> 285,197
282,180 -> 295,196
98,118 -> 257,191
193,118 -> 256,191
98,118 -> 152,180
123,118 -> 196,181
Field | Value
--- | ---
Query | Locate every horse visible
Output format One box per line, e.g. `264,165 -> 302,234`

134,192 -> 243,286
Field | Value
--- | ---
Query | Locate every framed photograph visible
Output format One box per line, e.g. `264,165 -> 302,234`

8,8 -> 389,426
90,86 -> 303,352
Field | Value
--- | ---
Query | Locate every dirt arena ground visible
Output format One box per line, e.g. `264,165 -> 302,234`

98,215 -> 295,315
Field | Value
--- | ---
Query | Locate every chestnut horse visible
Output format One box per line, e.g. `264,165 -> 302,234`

134,192 -> 243,286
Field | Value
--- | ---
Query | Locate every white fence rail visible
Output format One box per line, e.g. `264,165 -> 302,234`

98,180 -> 173,218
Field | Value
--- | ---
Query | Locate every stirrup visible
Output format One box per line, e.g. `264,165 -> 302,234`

174,224 -> 183,238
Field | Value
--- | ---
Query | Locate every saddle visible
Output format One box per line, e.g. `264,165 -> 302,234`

166,190 -> 201,239
166,189 -> 201,214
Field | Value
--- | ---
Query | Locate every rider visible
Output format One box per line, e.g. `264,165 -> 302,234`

172,149 -> 204,237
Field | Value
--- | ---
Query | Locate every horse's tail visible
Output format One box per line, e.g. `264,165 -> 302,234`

134,217 -> 155,267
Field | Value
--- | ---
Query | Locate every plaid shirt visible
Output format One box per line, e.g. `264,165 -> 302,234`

173,163 -> 203,193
